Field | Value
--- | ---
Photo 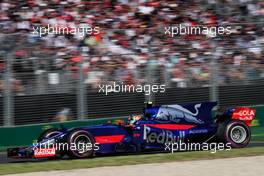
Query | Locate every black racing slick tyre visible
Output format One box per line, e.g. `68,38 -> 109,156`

37,128 -> 64,159
67,129 -> 95,159
37,128 -> 63,142
216,120 -> 251,148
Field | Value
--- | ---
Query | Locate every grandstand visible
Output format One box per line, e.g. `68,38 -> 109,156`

0,0 -> 264,125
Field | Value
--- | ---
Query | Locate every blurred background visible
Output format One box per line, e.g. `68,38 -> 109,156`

0,0 -> 264,126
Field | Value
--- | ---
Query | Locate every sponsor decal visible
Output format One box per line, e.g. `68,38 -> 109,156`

189,129 -> 208,134
251,119 -> 260,127
238,110 -> 255,120
145,124 -> 195,130
143,126 -> 185,144
34,148 -> 56,158
232,108 -> 256,121
232,107 -> 256,126
95,135 -> 125,144
133,133 -> 141,137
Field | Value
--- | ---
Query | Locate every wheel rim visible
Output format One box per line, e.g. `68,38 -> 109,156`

230,126 -> 247,143
73,134 -> 91,153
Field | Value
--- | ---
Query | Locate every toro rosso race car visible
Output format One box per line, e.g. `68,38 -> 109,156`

8,102 -> 256,159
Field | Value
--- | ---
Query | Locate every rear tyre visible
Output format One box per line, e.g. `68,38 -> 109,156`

67,129 -> 95,159
216,120 -> 251,148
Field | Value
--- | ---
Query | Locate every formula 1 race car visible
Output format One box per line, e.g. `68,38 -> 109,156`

8,102 -> 256,159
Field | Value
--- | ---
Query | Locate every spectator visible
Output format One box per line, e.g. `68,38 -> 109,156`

0,0 -> 263,93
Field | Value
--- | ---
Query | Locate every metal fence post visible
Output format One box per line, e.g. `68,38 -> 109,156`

145,56 -> 155,103
164,65 -> 171,88
210,55 -> 217,103
33,58 -> 45,94
3,51 -> 14,126
77,58 -> 87,120
210,43 -> 221,108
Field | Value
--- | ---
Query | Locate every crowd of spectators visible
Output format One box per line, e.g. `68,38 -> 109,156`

0,0 -> 264,94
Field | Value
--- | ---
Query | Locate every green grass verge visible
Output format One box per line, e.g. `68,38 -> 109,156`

251,126 -> 264,141
0,147 -> 263,175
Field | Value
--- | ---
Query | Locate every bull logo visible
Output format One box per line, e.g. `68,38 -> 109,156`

156,104 -> 204,124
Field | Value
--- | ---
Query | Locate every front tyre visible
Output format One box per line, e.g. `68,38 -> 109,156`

216,120 -> 251,148
67,129 -> 95,159
37,128 -> 64,159
38,128 -> 62,142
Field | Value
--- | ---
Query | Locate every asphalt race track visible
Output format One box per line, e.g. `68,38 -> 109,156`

0,141 -> 263,164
